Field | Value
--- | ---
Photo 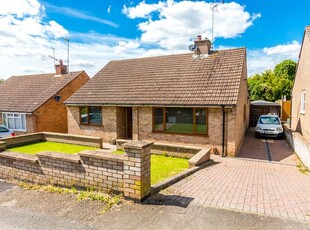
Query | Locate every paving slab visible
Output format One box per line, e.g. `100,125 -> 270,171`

151,129 -> 310,222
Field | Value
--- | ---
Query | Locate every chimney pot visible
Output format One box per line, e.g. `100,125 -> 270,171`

194,36 -> 212,55
55,59 -> 68,75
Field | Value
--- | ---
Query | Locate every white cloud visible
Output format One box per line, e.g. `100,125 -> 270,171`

0,0 -> 42,17
123,0 -> 260,50
0,0 -> 299,83
263,40 -> 300,57
107,5 -> 111,14
247,41 -> 301,76
44,3 -> 118,28
122,0 -> 168,19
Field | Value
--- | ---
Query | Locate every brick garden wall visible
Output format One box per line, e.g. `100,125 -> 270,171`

0,140 -> 153,201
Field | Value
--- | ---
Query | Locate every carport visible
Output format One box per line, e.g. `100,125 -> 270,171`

249,100 -> 281,127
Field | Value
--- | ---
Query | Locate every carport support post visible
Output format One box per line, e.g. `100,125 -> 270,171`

123,140 -> 153,202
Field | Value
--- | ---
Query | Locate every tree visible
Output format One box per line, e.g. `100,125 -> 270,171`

274,60 -> 297,81
0,79 -> 4,84
248,60 -> 297,101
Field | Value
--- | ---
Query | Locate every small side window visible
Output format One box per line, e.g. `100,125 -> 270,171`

300,91 -> 306,114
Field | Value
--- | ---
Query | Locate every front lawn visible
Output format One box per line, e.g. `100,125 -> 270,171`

8,142 -> 98,155
112,150 -> 188,184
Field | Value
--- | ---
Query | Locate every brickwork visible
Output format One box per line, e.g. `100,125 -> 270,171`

234,62 -> 250,154
123,141 -> 153,202
292,28 -> 310,144
34,72 -> 89,134
0,139 -> 152,201
67,106 -> 118,143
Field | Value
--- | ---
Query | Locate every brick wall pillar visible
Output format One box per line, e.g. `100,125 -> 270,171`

123,140 -> 153,202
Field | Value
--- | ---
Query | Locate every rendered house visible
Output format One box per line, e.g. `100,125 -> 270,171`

65,37 -> 249,156
290,26 -> 310,167
0,61 -> 90,135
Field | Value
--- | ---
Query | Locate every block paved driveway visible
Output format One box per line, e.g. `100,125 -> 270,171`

149,129 -> 310,222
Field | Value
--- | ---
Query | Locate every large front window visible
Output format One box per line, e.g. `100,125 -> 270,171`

153,108 -> 208,135
2,113 -> 26,131
80,106 -> 102,125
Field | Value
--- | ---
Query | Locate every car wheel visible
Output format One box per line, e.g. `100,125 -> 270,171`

255,132 -> 260,138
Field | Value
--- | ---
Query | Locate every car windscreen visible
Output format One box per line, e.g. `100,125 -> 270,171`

0,126 -> 9,132
258,117 -> 280,125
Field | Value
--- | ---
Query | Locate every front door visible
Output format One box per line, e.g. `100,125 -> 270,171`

126,107 -> 132,139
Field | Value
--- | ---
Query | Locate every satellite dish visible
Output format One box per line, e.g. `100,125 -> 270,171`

188,44 -> 197,51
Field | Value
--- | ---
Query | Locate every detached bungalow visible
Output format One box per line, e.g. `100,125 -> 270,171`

65,37 -> 249,156
0,61 -> 90,135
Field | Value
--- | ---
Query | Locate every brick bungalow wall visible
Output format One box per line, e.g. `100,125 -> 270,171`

234,60 -> 250,153
292,29 -> 310,143
34,72 -> 90,134
68,105 -> 246,156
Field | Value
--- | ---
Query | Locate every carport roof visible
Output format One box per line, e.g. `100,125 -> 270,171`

250,100 -> 281,106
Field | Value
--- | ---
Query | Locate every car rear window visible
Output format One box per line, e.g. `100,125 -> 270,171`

0,126 -> 9,132
259,117 -> 280,125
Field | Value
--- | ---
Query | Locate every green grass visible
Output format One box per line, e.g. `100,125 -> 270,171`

8,142 -> 98,155
112,150 -> 188,184
151,155 -> 188,184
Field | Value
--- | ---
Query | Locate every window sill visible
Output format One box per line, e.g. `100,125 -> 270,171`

80,124 -> 103,127
152,130 -> 208,137
300,112 -> 305,115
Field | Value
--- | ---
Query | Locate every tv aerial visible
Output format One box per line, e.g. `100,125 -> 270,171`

188,44 -> 197,51
210,0 -> 224,49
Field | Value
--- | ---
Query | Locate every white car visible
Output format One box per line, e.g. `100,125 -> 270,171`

0,125 -> 15,139
255,115 -> 283,138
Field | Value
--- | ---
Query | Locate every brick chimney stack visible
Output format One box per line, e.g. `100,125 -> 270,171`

55,59 -> 68,75
194,35 -> 212,55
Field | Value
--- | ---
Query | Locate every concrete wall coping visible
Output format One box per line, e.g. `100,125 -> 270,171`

123,140 -> 154,150
188,148 -> 211,167
42,132 -> 102,141
37,151 -> 81,164
0,151 -> 38,163
117,139 -> 202,151
79,150 -> 125,162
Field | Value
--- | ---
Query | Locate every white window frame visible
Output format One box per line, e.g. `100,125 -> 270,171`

2,112 -> 27,131
300,91 -> 306,115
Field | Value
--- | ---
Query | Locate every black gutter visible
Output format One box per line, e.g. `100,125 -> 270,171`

221,105 -> 226,157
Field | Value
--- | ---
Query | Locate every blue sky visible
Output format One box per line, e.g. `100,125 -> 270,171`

0,0 -> 309,79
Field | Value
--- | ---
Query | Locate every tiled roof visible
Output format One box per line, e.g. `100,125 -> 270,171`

0,71 -> 84,113
66,48 -> 246,106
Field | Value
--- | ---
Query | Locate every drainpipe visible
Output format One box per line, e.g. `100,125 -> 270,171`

221,105 -> 226,157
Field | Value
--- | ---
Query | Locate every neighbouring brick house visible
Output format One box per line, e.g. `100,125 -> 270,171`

0,61 -> 90,135
291,26 -> 310,142
65,37 -> 249,156
289,26 -> 310,168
